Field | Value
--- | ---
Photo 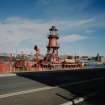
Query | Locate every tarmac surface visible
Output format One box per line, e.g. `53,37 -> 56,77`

0,69 -> 105,105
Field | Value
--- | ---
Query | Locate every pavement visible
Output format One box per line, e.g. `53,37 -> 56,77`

0,73 -> 16,77
0,70 -> 105,105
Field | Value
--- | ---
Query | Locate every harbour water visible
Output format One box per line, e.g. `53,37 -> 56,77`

85,60 -> 105,69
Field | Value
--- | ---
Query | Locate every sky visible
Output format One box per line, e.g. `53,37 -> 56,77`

0,0 -> 105,56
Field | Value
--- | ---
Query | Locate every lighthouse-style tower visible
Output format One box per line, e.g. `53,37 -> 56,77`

45,26 -> 59,64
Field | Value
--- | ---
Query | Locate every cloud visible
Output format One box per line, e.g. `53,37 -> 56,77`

58,18 -> 94,30
61,34 -> 87,42
0,16 -> 100,54
0,17 -> 50,54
